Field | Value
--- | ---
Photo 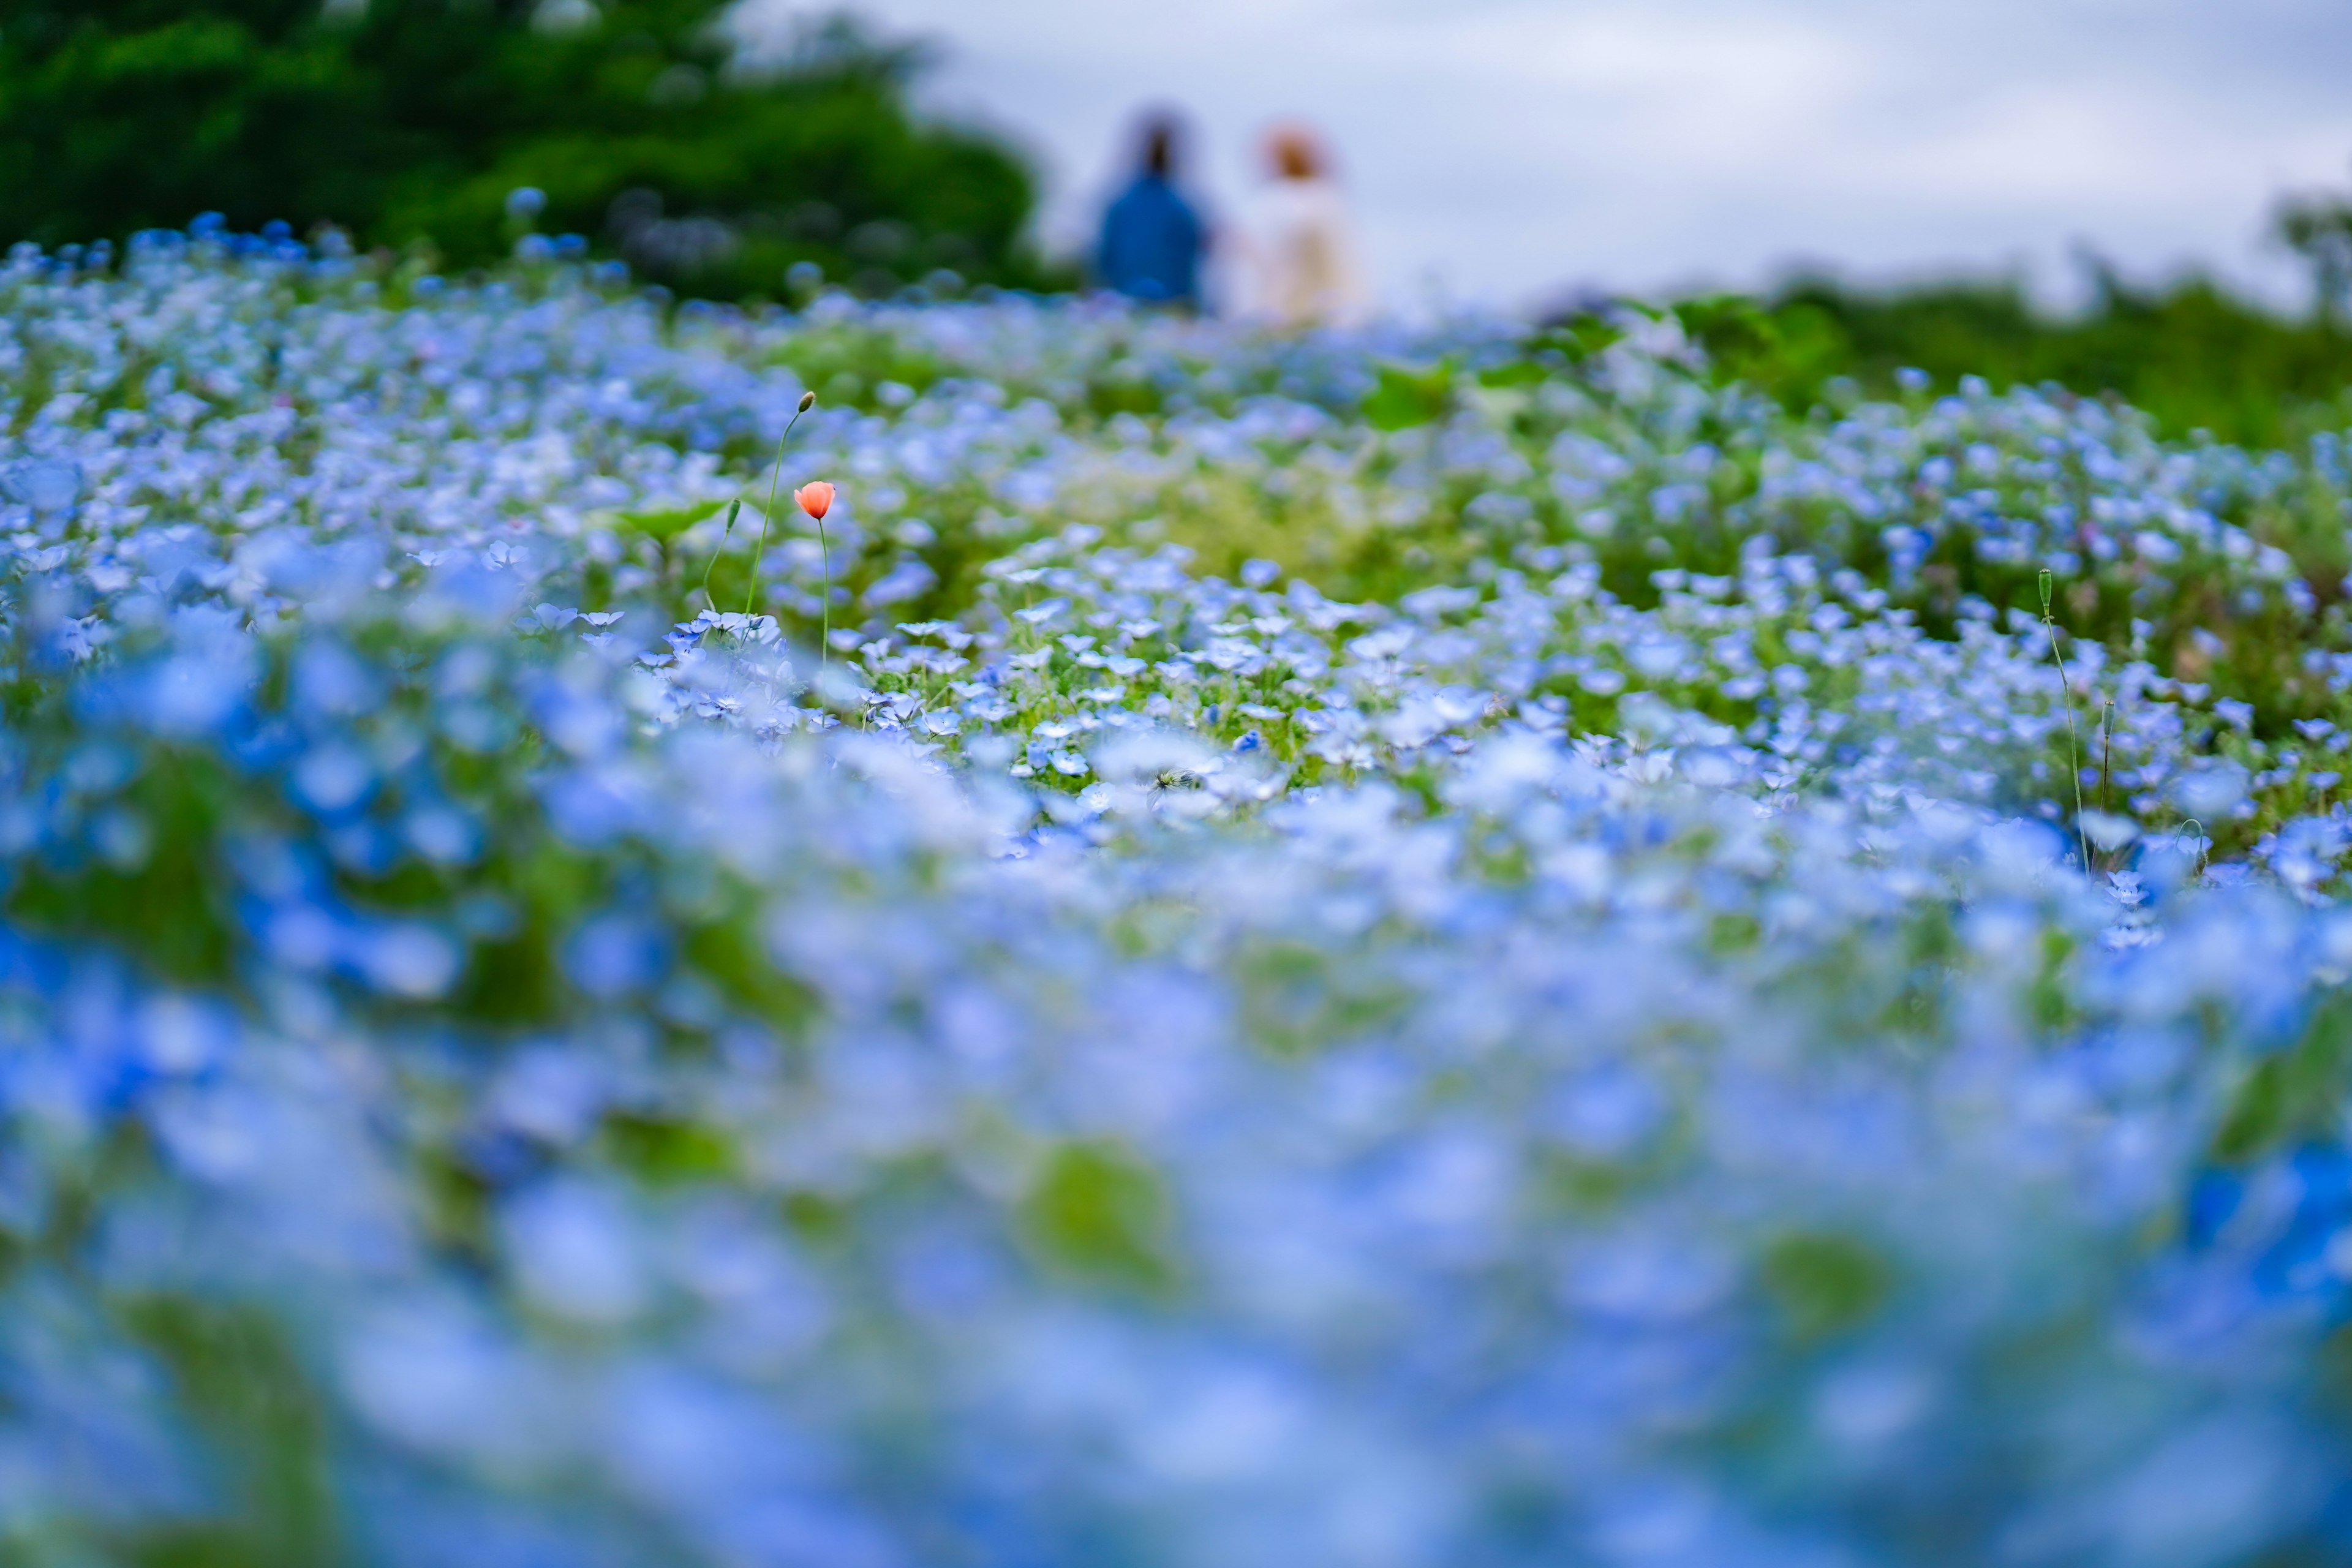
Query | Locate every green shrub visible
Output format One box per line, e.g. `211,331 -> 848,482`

1683,271 -> 2352,449
0,0 -> 1049,295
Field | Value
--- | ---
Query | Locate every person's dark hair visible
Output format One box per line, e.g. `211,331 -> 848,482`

1138,113 -> 1184,180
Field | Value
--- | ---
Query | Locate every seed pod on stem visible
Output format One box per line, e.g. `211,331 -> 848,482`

741,390 -> 819,629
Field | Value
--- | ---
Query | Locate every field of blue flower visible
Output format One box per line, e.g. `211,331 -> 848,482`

5,222 -> 2352,1566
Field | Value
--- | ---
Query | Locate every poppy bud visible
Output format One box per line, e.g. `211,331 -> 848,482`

796,480 -> 835,520
797,391 -> 816,413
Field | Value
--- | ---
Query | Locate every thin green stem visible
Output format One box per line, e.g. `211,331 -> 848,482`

2100,699 -> 2114,816
698,499 -> 740,611
816,515 -> 831,662
743,402 -> 809,621
2040,570 -> 2089,875
2177,818 -> 2208,876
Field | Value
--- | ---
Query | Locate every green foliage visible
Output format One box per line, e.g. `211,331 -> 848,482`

1758,1231 -> 1892,1343
1362,359 -> 1456,432
2276,192 -> 2352,325
1689,272 -> 2352,450
118,1297 -> 335,1568
616,497 -> 728,544
2213,993 -> 2352,1164
0,0 -> 1047,295
1431,279 -> 2352,743
1021,1141 -> 1178,1295
1,744 -> 239,985
1670,293 -> 1790,384
603,1110 -> 738,1186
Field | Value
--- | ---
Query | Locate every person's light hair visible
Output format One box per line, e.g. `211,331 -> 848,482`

1265,124 -> 1326,183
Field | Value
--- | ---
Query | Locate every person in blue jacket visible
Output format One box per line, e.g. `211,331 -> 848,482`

1096,113 -> 1207,309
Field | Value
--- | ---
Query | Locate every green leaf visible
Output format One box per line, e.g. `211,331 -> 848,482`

604,1112 -> 737,1186
1531,315 -> 1625,365
1476,359 -> 1550,389
1675,293 -> 1786,383
120,1297 -> 335,1567
614,499 -> 728,543
2212,993 -> 2352,1163
1022,1140 -> 1178,1294
1363,360 -> 1455,432
1759,1231 -> 1891,1342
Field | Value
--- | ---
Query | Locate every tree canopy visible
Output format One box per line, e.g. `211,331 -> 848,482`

0,0 -> 1046,294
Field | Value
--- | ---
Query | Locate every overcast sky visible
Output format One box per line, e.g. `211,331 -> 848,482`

736,0 -> 2352,315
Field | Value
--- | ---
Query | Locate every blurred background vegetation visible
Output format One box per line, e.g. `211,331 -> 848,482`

0,0 -> 1055,296
1660,259 -> 2352,450
5,3 -> 2352,443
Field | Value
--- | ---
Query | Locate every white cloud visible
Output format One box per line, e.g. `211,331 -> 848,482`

736,0 -> 2352,312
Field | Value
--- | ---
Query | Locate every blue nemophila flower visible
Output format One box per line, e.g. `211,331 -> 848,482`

0,218 -> 2348,1565
1,459 -> 82,514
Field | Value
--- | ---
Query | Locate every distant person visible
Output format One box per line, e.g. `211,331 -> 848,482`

1096,113 -> 1207,309
1248,124 -> 1369,330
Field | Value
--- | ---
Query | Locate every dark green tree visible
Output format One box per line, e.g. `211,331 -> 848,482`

0,0 -> 1046,294
2277,192 -> 2352,326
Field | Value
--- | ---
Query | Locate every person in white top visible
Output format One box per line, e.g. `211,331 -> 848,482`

1245,124 -> 1370,330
